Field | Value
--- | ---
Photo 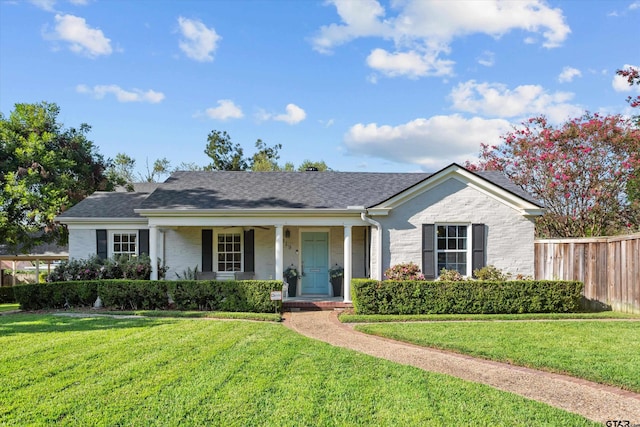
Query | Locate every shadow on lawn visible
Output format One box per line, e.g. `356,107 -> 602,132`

0,313 -> 173,336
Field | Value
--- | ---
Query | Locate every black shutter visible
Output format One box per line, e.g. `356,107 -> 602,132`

244,229 -> 255,272
138,229 -> 149,256
96,230 -> 107,260
202,230 -> 213,272
422,224 -> 436,279
472,223 -> 486,274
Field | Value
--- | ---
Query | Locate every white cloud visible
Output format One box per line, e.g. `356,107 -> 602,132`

313,0 -> 570,78
29,0 -> 56,11
48,14 -> 112,58
177,17 -> 220,62
558,66 -> 582,83
205,99 -> 244,120
258,104 -> 306,125
612,64 -> 640,93
344,115 -> 512,169
629,1 -> 640,10
366,47 -> 454,78
76,84 -> 165,103
477,51 -> 495,67
449,80 -> 583,123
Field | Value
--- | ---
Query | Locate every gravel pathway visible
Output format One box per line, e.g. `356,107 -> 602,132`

284,310 -> 640,424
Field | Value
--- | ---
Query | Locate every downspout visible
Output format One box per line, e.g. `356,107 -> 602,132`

360,211 -> 383,281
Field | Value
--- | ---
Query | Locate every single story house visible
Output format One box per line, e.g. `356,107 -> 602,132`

55,163 -> 543,302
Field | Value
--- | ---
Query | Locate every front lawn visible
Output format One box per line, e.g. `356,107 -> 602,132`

0,314 -> 597,426
0,303 -> 19,313
355,320 -> 640,392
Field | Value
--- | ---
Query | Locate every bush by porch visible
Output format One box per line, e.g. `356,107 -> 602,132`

13,280 -> 283,313
352,279 -> 584,315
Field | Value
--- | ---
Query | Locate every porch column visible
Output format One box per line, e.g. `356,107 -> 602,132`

343,225 -> 352,303
149,226 -> 158,280
35,259 -> 40,284
275,225 -> 284,281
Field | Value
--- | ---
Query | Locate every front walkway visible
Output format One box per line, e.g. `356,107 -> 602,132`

284,310 -> 640,424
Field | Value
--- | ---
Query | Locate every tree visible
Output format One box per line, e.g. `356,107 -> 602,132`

616,66 -> 640,125
297,159 -> 330,171
203,130 -> 247,171
249,139 -> 282,171
467,113 -> 640,237
141,157 -> 171,182
616,66 -> 640,208
0,102 -> 112,252
106,153 -> 136,190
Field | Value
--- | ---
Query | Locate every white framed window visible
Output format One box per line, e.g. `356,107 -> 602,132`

111,231 -> 137,257
436,224 -> 470,276
215,230 -> 243,272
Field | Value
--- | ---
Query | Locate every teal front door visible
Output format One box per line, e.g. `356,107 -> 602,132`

301,232 -> 329,295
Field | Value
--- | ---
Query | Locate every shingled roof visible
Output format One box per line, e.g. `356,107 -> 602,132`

56,167 -> 542,219
57,189 -> 155,219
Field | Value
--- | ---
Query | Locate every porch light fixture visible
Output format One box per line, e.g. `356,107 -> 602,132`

285,229 -> 290,239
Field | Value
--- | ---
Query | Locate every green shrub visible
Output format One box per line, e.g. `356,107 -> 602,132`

47,255 -> 163,282
473,265 -> 511,281
437,268 -> 465,281
13,281 -> 99,310
384,263 -> 425,280
14,279 -> 282,313
0,287 -> 16,303
352,279 -> 584,315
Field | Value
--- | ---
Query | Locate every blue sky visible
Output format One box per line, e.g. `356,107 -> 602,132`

1,0 -> 639,175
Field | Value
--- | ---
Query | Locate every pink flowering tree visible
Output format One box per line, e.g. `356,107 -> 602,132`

616,66 -> 640,206
467,113 -> 640,237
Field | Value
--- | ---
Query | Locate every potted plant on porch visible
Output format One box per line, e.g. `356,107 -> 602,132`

329,264 -> 344,297
283,265 -> 299,297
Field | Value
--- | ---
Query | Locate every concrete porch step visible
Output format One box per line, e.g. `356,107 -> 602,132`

283,297 -> 352,311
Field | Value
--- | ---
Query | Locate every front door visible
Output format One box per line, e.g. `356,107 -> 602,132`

301,232 -> 329,295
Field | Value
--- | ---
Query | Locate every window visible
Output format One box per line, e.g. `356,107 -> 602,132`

436,225 -> 468,275
112,232 -> 137,257
216,232 -> 242,271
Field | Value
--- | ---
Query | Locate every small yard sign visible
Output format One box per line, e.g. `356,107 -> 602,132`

270,291 -> 282,301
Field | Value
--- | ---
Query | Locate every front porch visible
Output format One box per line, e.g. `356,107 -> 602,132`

146,218 -> 382,303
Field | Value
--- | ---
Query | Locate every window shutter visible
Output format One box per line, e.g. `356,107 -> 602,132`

138,229 -> 149,256
422,224 -> 436,279
96,230 -> 107,260
244,229 -> 255,272
202,230 -> 213,272
472,223 -> 486,274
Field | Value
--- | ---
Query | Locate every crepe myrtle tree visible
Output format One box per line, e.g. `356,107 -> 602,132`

467,113 -> 640,238
616,66 -> 640,208
0,102 -> 113,252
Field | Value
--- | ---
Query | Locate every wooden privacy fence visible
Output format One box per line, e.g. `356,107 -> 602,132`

534,233 -> 640,313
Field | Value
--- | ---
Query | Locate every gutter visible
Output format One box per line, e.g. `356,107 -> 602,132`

361,211 -> 383,281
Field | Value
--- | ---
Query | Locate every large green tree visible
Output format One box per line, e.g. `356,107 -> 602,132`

203,130 -> 248,171
0,102 -> 112,252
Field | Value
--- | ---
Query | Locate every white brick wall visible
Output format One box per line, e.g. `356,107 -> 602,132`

378,177 -> 536,278
68,229 -> 96,260
161,225 -> 367,281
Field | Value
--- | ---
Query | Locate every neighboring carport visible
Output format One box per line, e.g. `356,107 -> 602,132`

0,243 -> 68,286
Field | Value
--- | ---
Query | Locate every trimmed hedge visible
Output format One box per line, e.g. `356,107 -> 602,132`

0,287 -> 16,304
352,279 -> 584,315
13,281 -> 98,310
13,280 -> 283,313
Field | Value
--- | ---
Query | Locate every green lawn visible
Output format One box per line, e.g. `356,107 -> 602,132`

355,320 -> 640,392
0,303 -> 19,313
0,314 -> 597,426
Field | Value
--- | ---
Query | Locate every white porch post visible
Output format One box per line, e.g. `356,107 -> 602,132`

343,225 -> 352,303
275,225 -> 284,282
149,226 -> 158,280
